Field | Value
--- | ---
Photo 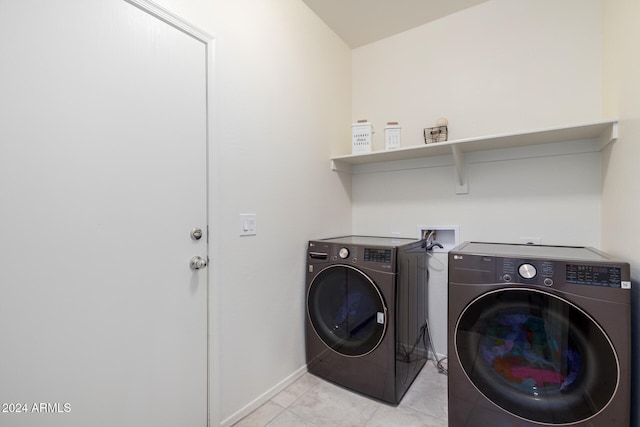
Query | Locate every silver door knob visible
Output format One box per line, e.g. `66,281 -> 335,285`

190,256 -> 208,270
191,227 -> 203,240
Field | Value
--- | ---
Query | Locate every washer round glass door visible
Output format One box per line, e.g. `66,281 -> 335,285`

307,264 -> 387,357
455,288 -> 618,425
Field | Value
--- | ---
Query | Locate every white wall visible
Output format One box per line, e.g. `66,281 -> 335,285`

602,0 -> 640,285
350,0 -> 604,354
602,0 -> 640,424
351,0 -> 602,149
125,0 -> 637,424
151,1 -> 352,425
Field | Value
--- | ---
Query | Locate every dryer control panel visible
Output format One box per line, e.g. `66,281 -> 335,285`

363,248 -> 392,263
307,236 -> 424,275
307,241 -> 397,272
326,244 -> 396,272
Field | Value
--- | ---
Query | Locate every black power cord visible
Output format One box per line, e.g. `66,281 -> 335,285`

422,316 -> 448,375
398,235 -> 448,375
421,233 -> 448,375
397,318 -> 447,376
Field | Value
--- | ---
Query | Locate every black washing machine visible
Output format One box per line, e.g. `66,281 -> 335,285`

305,236 -> 429,404
448,242 -> 632,426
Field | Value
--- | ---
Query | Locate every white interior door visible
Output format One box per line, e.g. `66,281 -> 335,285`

0,1 -> 209,426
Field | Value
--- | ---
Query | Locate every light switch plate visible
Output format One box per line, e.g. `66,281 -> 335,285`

239,213 -> 257,236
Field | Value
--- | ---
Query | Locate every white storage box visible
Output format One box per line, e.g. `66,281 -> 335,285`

384,122 -> 401,150
352,120 -> 373,154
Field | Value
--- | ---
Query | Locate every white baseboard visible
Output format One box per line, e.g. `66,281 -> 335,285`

219,365 -> 307,427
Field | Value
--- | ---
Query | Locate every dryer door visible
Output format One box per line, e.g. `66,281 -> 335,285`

455,288 -> 618,425
307,265 -> 387,357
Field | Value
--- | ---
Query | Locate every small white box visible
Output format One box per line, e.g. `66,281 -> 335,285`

416,225 -> 460,253
385,123 -> 401,150
352,121 -> 373,154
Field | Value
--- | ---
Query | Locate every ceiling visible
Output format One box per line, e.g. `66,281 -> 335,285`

301,0 -> 490,48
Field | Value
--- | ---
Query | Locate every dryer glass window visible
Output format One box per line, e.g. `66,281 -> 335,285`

455,289 -> 618,425
307,265 -> 386,357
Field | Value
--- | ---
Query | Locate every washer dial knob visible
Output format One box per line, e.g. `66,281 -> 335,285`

338,248 -> 350,259
518,263 -> 537,279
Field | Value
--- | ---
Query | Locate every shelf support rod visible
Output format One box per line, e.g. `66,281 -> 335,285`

451,145 -> 468,194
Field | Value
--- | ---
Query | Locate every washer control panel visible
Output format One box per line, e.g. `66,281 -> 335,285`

518,263 -> 537,279
566,264 -> 627,288
499,258 -> 555,286
450,243 -> 631,290
497,258 -> 630,288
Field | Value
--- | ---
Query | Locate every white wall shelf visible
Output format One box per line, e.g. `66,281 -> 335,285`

331,119 -> 618,194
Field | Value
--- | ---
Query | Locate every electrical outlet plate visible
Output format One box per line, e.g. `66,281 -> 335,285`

416,225 -> 459,252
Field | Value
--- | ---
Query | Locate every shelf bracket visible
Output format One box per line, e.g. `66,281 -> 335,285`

330,159 -> 352,174
451,145 -> 468,194
598,121 -> 619,150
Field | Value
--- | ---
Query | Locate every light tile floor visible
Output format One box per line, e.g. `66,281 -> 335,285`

232,361 -> 448,427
